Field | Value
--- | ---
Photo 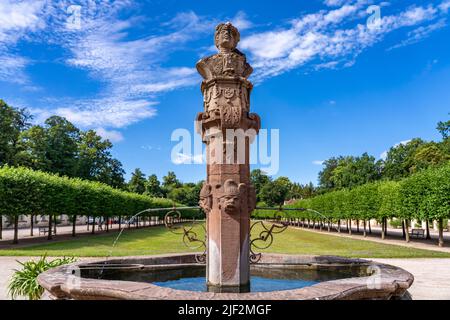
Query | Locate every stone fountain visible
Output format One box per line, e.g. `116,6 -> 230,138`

38,23 -> 414,300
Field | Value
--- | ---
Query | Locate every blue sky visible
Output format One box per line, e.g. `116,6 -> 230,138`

1,0 -> 449,184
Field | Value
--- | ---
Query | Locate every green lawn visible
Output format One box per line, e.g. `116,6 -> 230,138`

1,223 -> 449,258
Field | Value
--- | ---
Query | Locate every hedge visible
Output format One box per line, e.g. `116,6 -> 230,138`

0,166 -> 199,243
252,162 -> 450,245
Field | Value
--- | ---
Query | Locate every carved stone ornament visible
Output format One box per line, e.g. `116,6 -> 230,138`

199,183 -> 213,214
196,22 -> 253,81
218,179 -> 246,215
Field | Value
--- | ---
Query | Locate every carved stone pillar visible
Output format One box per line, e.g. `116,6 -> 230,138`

197,22 -> 260,292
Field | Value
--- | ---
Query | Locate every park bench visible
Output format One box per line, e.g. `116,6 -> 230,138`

410,228 -> 425,238
39,227 -> 49,235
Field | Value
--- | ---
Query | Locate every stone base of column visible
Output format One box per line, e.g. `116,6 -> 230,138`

206,282 -> 250,293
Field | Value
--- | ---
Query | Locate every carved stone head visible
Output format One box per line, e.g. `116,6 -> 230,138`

214,22 -> 240,51
199,182 -> 212,214
218,179 -> 245,214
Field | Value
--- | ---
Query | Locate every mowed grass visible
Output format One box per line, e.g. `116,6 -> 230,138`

1,223 -> 449,258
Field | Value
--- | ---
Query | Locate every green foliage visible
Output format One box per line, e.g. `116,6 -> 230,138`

145,174 -> 164,197
253,164 -> 450,223
0,99 -> 31,166
389,219 -> 403,229
168,182 -> 202,206
260,177 -> 291,206
382,138 -> 426,180
128,168 -> 146,194
250,169 -> 271,202
162,171 -> 182,195
437,119 -> 450,140
0,166 -> 181,220
8,255 -> 76,300
15,114 -> 125,187
318,153 -> 382,192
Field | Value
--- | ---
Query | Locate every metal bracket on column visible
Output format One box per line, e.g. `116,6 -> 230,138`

249,207 -> 289,264
164,205 -> 207,263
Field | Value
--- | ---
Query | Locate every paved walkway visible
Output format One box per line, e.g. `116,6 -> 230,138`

1,256 -> 449,300
0,221 -> 164,241
0,224 -> 119,241
374,258 -> 450,300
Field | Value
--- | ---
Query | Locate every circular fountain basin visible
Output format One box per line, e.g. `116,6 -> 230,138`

38,253 -> 413,300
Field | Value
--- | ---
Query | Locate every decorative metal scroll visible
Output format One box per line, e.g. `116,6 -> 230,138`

249,207 -> 290,263
164,206 -> 207,263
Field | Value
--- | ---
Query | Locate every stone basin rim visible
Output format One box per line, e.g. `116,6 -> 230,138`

37,253 -> 414,300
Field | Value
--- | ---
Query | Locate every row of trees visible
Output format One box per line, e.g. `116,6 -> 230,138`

251,169 -> 316,206
0,100 -> 125,188
127,169 -> 203,206
126,168 -> 318,208
318,120 -> 449,193
253,163 -> 449,246
0,166 -> 196,244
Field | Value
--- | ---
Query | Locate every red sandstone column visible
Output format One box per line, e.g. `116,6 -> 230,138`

197,23 -> 260,292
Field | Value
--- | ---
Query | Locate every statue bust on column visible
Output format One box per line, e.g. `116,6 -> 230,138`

196,22 -> 260,292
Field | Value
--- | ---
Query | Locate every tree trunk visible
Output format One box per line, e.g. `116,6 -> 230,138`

348,220 -> 352,235
363,220 -> 367,237
87,217 -> 90,231
402,220 -> 406,239
438,218 -> 444,247
327,220 -> 331,232
119,216 -> 122,230
356,220 -> 359,233
381,218 -> 386,240
106,216 -> 109,232
0,215 -> 2,240
48,215 -> 53,240
54,215 -> 57,235
368,220 -> 372,234
72,215 -> 76,237
426,220 -> 431,240
91,217 -> 95,234
30,215 -> 34,236
338,220 -> 341,233
404,219 -> 410,243
384,218 -> 388,237
13,215 -> 19,244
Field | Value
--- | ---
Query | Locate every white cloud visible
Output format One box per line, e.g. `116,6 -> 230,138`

231,11 -> 253,31
440,1 -> 450,13
0,0 -> 44,38
387,18 -> 447,50
18,2 -> 214,136
54,98 -> 158,128
0,55 -> 30,84
323,0 -> 352,7
240,2 -> 449,82
380,151 -> 388,161
95,127 -> 124,142
173,152 -> 204,164
312,160 -> 325,165
0,0 -> 45,83
380,139 -> 412,160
